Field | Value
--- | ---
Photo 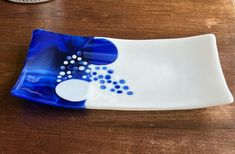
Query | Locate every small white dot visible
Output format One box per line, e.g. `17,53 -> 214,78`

57,79 -> 61,82
70,60 -> 75,64
68,75 -> 72,78
82,75 -> 87,79
63,61 -> 68,65
67,71 -> 71,74
59,71 -> 65,76
72,55 -> 77,59
57,75 -> 62,78
85,69 -> 91,73
88,65 -> 92,68
77,57 -> 82,61
83,61 -> 88,65
79,66 -> 85,71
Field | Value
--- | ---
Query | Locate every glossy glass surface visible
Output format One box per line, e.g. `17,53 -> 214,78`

11,29 -> 118,108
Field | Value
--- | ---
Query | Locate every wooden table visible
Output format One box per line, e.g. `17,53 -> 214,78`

0,0 -> 235,153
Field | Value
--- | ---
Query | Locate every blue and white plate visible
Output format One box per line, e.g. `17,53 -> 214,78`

11,29 -> 234,110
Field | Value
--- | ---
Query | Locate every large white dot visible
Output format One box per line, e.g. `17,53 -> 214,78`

67,71 -> 71,74
83,61 -> 88,65
55,79 -> 89,102
77,57 -> 82,61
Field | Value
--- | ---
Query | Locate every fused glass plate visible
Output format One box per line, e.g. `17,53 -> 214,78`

11,29 -> 234,110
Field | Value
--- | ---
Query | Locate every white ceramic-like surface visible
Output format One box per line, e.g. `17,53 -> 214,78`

84,34 -> 233,110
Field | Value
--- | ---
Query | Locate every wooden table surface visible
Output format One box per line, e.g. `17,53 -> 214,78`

0,0 -> 235,153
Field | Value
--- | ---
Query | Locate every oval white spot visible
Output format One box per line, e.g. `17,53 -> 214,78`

67,71 -> 71,74
70,60 -> 75,64
55,79 -> 89,102
85,69 -> 91,73
77,57 -> 82,61
63,61 -> 68,65
72,55 -> 77,59
59,71 -> 65,75
79,66 -> 85,71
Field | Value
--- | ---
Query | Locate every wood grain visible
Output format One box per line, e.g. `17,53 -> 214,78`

0,0 -> 235,153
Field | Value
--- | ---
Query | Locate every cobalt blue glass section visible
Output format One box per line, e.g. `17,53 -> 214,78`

11,29 -> 118,108
83,38 -> 118,65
